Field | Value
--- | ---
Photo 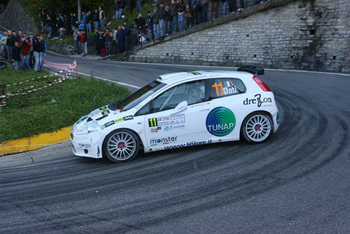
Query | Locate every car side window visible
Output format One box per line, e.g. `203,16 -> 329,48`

208,78 -> 246,99
152,80 -> 206,113
135,101 -> 151,116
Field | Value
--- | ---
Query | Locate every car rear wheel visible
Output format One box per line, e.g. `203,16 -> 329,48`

103,129 -> 139,162
241,113 -> 273,143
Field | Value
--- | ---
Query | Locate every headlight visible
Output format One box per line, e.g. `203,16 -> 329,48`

87,121 -> 100,132
75,121 -> 100,135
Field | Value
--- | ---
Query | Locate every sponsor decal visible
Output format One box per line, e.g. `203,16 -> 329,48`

150,136 -> 178,146
151,127 -> 162,133
164,124 -> 185,132
114,118 -> 124,124
150,124 -> 184,133
243,94 -> 273,107
149,118 -> 158,127
90,106 -> 110,118
164,140 -> 213,150
101,118 -> 124,129
206,107 -> 236,137
148,114 -> 185,127
78,143 -> 91,149
104,121 -> 115,128
124,115 -> 134,121
101,106 -> 110,115
211,81 -> 237,96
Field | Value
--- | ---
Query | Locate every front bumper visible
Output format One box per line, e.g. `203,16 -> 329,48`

70,128 -> 104,159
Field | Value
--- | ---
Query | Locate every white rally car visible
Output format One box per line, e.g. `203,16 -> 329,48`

71,66 -> 280,163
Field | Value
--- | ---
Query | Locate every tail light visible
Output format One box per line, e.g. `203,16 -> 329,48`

253,76 -> 272,92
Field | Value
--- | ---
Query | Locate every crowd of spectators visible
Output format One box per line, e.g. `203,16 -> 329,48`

56,0 -> 267,57
1,0 -> 268,60
68,0 -> 269,57
0,29 -> 47,72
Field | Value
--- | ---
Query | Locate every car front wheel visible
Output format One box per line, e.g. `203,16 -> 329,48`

241,113 -> 273,143
103,129 -> 140,162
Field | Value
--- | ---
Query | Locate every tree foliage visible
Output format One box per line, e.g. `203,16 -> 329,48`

21,0 -> 114,17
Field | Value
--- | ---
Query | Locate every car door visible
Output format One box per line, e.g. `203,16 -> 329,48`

137,80 -> 214,151
205,77 -> 247,141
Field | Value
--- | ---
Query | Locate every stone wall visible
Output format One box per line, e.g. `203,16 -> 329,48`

129,0 -> 350,73
0,0 -> 37,34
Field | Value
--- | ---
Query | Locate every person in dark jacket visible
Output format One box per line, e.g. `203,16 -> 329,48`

211,0 -> 219,18
116,0 -> 125,19
117,25 -> 125,54
86,11 -> 93,33
93,29 -> 100,55
191,0 -> 201,25
177,0 -> 186,31
123,21 -> 131,51
98,30 -> 106,57
28,32 -> 35,68
12,41 -> 21,70
170,0 -> 178,33
164,5 -> 172,35
93,9 -> 99,31
158,3 -> 166,37
6,30 -> 15,63
70,12 -> 77,31
33,34 -> 47,72
136,13 -> 146,35
151,6 -> 160,40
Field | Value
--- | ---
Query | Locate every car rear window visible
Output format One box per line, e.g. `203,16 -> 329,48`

208,78 -> 246,99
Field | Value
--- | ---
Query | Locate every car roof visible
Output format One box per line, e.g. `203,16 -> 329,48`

158,70 -> 254,85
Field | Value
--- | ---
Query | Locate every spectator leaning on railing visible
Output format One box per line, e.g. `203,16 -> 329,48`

99,6 -> 105,30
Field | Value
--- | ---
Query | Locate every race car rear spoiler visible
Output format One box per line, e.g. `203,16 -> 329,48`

237,66 -> 264,76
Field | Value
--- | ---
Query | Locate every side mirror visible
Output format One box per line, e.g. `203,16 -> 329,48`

172,101 -> 188,115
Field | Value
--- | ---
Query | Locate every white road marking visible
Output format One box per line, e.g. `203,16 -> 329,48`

76,72 -> 141,89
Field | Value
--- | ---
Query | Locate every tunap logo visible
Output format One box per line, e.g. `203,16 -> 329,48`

206,107 -> 236,136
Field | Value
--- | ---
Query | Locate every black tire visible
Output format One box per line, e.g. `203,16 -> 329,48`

103,129 -> 140,162
241,112 -> 273,143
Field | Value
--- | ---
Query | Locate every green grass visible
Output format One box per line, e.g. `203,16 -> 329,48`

107,3 -> 154,30
49,36 -> 74,45
0,68 -> 130,142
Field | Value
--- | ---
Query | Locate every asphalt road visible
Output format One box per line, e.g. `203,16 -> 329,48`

1,53 -> 350,233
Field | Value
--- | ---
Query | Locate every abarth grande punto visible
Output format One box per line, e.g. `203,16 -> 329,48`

71,66 -> 280,162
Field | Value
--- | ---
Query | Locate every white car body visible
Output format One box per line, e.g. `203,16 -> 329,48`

71,67 -> 280,162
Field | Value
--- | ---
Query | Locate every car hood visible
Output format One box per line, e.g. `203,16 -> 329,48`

74,104 -> 135,132
74,105 -> 119,128
88,105 -> 116,121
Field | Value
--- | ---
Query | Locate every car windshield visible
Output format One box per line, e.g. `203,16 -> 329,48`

109,80 -> 166,111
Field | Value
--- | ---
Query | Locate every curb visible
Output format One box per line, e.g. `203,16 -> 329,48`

0,127 -> 71,156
